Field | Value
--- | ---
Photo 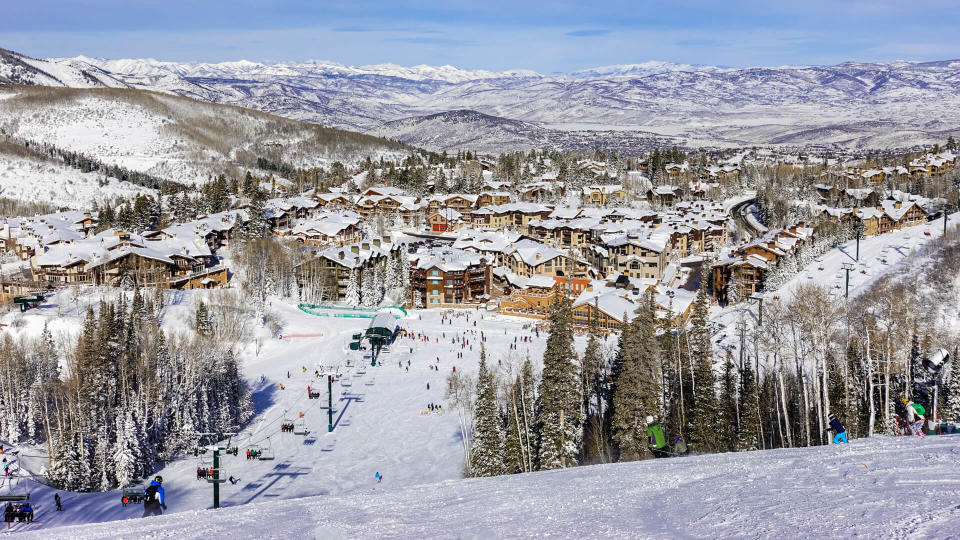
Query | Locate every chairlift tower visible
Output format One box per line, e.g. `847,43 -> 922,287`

841,262 -> 855,299
194,432 -> 238,509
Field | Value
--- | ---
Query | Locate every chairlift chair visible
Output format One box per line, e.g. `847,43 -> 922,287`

258,438 -> 276,461
340,377 -> 353,387
245,445 -> 263,460
206,466 -> 227,484
293,418 -> 309,435
281,414 -> 295,433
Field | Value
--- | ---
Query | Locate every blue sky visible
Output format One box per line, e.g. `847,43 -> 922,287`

3,1 -> 959,71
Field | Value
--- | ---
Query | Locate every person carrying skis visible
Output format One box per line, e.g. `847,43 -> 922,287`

904,398 -> 926,436
827,413 -> 848,444
646,416 -> 669,458
142,475 -> 166,517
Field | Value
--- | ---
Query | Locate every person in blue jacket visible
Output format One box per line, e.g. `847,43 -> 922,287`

827,413 -> 848,444
142,475 -> 166,517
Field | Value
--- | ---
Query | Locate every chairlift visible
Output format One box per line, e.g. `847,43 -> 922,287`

244,445 -> 263,460
281,416 -> 295,433
0,471 -> 29,503
293,418 -> 309,435
206,466 -> 227,484
340,377 -> 353,387
258,438 -> 276,461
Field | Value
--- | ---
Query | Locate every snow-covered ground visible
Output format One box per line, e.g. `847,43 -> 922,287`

0,155 -> 154,209
0,295 -> 583,534
18,433 -> 960,539
710,213 -> 960,347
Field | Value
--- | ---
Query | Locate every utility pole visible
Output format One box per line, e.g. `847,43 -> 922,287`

842,262 -> 855,299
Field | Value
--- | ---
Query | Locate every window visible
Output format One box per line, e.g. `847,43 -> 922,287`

430,298 -> 440,304
429,270 -> 441,277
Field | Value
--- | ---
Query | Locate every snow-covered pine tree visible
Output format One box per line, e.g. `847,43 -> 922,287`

344,269 -> 361,307
943,349 -> 960,422
470,347 -> 505,477
361,265 -> 377,307
195,301 -> 213,336
93,425 -> 112,492
536,294 -> 583,470
687,274 -> 719,453
112,410 -> 142,488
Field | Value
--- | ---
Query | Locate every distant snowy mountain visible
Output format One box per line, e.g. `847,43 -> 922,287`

0,84 -> 408,185
4,47 -> 960,151
374,109 -> 675,153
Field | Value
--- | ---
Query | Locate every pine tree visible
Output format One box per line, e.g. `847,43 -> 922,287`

470,347 -> 505,477
361,265 -> 378,307
944,350 -> 960,422
687,275 -> 718,453
718,351 -> 738,452
536,295 -> 583,470
195,301 -> 212,336
245,189 -> 267,239
344,269 -> 361,307
610,293 -> 661,461
736,358 -> 761,451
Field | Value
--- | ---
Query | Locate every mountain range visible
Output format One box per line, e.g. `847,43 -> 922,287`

3,47 -> 960,153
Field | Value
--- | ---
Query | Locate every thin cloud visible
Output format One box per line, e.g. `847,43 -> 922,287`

566,29 -> 610,37
387,36 -> 477,46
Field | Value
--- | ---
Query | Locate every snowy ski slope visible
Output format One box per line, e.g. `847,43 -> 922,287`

19,434 -> 960,538
0,300 -> 570,534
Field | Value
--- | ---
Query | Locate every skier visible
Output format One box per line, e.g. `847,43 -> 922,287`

826,413 -> 848,444
228,476 -> 239,485
142,475 -> 166,517
646,416 -> 669,458
375,471 -> 382,483
2,458 -> 8,476
904,398 -> 926,436
55,492 -> 62,511
427,382 -> 430,390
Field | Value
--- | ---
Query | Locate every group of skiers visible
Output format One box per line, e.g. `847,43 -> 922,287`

426,403 -> 443,414
245,448 -> 263,460
3,502 -> 33,524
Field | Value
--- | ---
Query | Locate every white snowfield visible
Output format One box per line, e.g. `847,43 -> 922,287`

19,435 -> 960,539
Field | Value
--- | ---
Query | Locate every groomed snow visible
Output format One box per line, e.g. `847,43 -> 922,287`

19,435 -> 960,539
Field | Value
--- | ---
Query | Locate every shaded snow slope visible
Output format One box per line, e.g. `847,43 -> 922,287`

22,435 -> 960,539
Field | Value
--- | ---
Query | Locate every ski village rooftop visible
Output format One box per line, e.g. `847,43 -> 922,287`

0,147 -> 959,538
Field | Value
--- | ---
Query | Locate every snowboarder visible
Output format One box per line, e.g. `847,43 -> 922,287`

55,492 -> 62,511
904,398 -> 926,436
142,475 -> 166,517
646,416 -> 669,458
375,471 -> 382,483
827,413 -> 848,444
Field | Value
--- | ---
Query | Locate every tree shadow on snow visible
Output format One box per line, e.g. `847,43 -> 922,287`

250,382 -> 279,416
